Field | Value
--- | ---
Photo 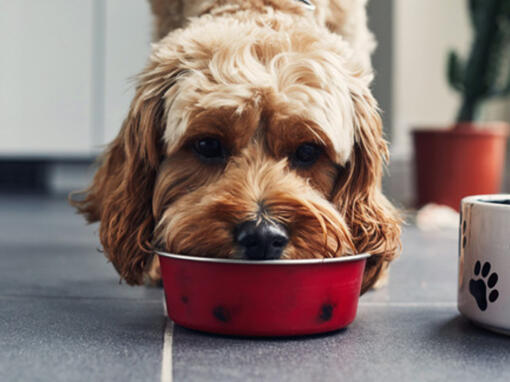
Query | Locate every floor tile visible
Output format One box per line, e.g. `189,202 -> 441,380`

172,305 -> 510,382
0,297 -> 165,382
0,196 -> 162,301
362,226 -> 459,303
0,242 -> 162,301
3,195 -> 509,382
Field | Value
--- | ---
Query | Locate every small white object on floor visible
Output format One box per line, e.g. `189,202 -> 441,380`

416,203 -> 459,231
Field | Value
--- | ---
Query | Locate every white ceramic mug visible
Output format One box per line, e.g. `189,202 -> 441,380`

458,194 -> 510,335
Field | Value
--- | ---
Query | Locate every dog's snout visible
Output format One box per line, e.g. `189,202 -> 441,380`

234,220 -> 288,260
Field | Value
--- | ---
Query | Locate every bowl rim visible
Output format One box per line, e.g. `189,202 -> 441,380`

155,251 -> 370,265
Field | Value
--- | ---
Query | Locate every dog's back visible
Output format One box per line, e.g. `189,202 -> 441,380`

148,0 -> 375,69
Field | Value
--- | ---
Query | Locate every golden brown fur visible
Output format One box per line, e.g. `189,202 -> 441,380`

73,0 -> 400,293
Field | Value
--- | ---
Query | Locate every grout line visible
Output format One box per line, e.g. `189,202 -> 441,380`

0,294 -> 456,308
0,294 -> 162,302
359,302 -> 457,308
161,318 -> 174,382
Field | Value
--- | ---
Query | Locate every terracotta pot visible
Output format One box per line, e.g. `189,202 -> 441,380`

413,122 -> 508,210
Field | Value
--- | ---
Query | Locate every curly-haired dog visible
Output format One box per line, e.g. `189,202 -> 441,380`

74,0 -> 401,294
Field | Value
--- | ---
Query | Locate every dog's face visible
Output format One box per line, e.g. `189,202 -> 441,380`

75,14 -> 400,292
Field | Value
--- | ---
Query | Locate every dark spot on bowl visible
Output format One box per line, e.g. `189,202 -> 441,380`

181,296 -> 189,304
213,306 -> 231,323
318,303 -> 334,322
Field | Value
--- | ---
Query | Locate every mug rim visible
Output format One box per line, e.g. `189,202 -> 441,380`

461,194 -> 510,209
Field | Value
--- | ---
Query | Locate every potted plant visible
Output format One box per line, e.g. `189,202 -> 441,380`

413,0 -> 510,210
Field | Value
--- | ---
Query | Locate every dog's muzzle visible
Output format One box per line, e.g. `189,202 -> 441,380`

234,220 -> 289,260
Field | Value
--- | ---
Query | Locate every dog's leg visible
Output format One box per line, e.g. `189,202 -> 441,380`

371,262 -> 390,289
144,255 -> 163,287
361,258 -> 391,294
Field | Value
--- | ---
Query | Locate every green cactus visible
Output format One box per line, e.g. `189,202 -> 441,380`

447,0 -> 510,122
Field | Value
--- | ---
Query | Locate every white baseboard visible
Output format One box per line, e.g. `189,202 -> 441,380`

48,162 -> 96,195
47,153 -> 509,206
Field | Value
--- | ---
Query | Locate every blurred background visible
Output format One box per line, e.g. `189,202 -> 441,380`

1,0 -> 509,208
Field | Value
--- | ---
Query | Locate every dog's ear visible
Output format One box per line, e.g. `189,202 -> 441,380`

72,64 -> 174,285
332,91 -> 401,294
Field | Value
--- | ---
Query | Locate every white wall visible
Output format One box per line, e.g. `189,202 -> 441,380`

103,0 -> 152,146
0,0 -> 152,157
388,0 -> 510,205
0,0 -> 95,157
392,0 -> 471,157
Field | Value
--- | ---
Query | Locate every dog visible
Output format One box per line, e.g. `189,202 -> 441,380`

73,0 -> 401,294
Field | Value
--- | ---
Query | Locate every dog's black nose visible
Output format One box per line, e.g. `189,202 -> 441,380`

234,220 -> 288,260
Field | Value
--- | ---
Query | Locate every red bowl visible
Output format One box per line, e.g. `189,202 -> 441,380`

157,252 -> 369,337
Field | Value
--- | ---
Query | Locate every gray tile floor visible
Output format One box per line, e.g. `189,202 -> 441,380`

1,196 -> 509,382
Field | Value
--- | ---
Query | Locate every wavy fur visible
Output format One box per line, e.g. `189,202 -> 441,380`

73,0 -> 400,292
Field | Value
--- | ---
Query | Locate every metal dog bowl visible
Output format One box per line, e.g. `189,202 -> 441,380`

157,251 -> 369,337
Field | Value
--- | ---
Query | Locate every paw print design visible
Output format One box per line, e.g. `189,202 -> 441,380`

469,261 -> 499,311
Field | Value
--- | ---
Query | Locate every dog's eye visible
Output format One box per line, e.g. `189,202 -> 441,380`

292,143 -> 322,167
192,137 -> 226,162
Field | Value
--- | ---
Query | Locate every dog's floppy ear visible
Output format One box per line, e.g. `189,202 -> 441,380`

332,90 -> 401,294
72,63 -> 175,285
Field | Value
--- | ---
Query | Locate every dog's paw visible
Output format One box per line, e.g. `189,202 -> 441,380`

143,256 -> 163,288
469,261 -> 499,311
371,267 -> 389,289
